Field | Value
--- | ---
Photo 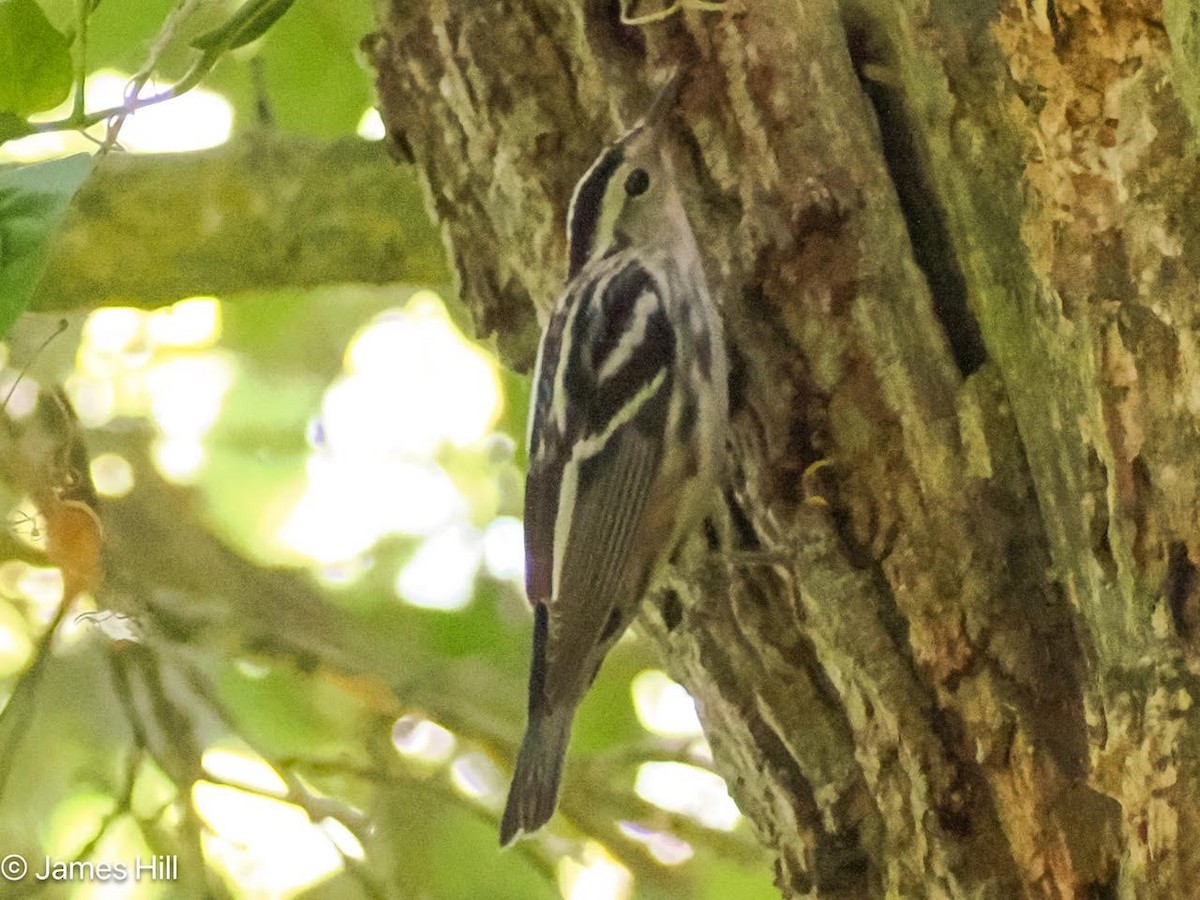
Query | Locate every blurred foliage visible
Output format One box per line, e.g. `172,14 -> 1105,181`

0,0 -> 72,119
0,1 -> 777,898
0,154 -> 91,334
30,0 -> 374,137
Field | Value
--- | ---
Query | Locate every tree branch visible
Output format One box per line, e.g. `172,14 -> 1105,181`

31,134 -> 447,312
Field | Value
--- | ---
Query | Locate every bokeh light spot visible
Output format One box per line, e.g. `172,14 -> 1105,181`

338,295 -> 501,455
449,752 -> 504,804
635,762 -> 741,831
202,746 -> 287,797
357,108 -> 385,141
16,564 -> 64,611
83,307 -> 144,355
90,452 -> 135,498
3,70 -> 233,163
396,525 -> 481,611
0,602 -> 33,677
43,792 -> 116,859
85,71 -> 233,153
618,822 -> 694,866
194,782 -> 342,896
392,715 -> 457,764
146,296 -> 222,348
145,353 -> 236,442
320,817 -> 365,862
558,842 -> 632,900
482,516 -> 525,583
278,458 -> 464,565
153,436 -> 207,483
631,669 -> 703,739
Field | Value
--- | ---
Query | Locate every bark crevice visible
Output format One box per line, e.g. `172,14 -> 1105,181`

842,9 -> 987,379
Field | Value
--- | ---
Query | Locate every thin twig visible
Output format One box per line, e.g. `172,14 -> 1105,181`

68,752 -> 140,863
101,0 -> 207,154
0,319 -> 68,412
0,596 -> 73,803
71,0 -> 90,121
620,0 -> 729,26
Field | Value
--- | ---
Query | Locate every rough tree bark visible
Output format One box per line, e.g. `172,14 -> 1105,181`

370,2 -> 1200,897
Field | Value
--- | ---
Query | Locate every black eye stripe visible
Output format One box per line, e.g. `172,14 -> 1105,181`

624,168 -> 650,196
567,146 -> 625,280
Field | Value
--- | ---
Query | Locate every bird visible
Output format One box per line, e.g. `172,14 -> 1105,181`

500,70 -> 728,846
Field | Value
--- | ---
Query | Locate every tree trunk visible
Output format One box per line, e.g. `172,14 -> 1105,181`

369,2 -> 1200,896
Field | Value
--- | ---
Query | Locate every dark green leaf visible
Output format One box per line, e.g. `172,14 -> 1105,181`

0,0 -> 73,116
0,154 -> 92,337
0,112 -> 33,145
190,0 -> 296,53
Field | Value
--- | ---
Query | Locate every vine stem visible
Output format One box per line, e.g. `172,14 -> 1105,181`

7,0 -> 211,148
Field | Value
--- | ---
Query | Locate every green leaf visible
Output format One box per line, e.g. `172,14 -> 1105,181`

255,0 -> 373,136
0,112 -> 34,145
36,0 -> 181,76
190,0 -> 296,53
0,0 -> 74,116
0,154 -> 92,337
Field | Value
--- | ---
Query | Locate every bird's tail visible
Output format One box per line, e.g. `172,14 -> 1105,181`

499,707 -> 572,847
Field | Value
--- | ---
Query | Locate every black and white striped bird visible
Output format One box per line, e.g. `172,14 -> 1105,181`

500,72 -> 728,845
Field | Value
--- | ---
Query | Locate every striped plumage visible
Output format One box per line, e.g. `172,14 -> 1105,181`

500,73 -> 728,846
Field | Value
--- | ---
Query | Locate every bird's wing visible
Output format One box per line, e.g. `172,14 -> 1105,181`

542,397 -> 668,707
523,255 -> 678,708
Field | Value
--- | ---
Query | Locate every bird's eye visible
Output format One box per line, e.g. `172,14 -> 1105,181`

624,168 -> 650,196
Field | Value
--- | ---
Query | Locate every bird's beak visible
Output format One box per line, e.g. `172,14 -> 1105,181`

637,68 -> 684,133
